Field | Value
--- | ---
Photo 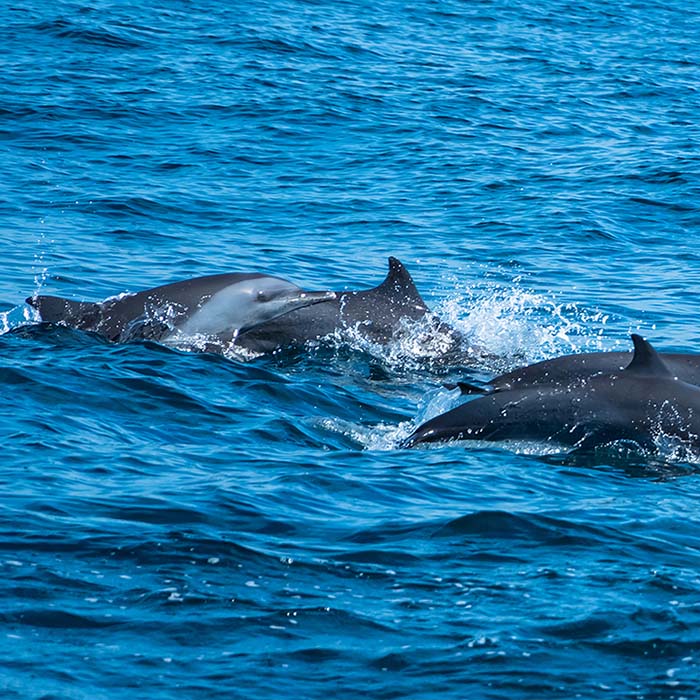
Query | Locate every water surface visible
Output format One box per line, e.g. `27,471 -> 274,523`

2,0 -> 700,697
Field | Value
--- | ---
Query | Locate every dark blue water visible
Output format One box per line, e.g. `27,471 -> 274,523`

2,1 -> 700,697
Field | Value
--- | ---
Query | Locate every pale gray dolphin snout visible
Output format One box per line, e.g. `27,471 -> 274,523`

296,290 -> 336,303
238,287 -> 336,332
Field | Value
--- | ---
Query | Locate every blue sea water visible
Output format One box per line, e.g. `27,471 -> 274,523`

2,0 -> 700,697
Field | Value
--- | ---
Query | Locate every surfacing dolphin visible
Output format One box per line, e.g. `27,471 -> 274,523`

452,344 -> 700,395
26,273 -> 336,351
26,257 -> 473,358
404,335 -> 700,452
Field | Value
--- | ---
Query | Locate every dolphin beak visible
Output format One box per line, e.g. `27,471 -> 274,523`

273,289 -> 336,319
296,290 -> 336,305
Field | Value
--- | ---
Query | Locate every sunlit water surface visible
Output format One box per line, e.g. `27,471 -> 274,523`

2,1 -> 700,698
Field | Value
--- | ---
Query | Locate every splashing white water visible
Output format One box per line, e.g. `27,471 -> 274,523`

314,313 -> 471,373
31,218 -> 53,298
347,276 -> 647,453
0,304 -> 41,336
0,219 -> 54,335
342,385 -> 466,452
648,404 -> 700,465
434,281 -> 621,368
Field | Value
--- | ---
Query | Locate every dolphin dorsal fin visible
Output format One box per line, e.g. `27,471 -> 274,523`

624,334 -> 671,376
373,257 -> 429,310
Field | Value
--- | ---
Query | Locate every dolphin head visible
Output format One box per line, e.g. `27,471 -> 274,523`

168,275 -> 336,342
243,277 -> 336,330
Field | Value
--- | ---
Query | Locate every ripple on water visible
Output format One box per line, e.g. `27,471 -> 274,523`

3,0 -> 700,697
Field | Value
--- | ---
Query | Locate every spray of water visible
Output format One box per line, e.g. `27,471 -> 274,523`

434,282 -> 621,368
315,276 -> 627,380
0,218 -> 53,336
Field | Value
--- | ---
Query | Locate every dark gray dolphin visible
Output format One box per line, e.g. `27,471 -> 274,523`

26,257 -> 471,358
26,273 -> 336,350
234,256 -> 465,355
452,347 -> 700,395
404,335 -> 700,451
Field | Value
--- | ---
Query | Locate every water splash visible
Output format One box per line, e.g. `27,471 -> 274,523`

650,434 -> 700,466
314,314 -> 472,373
2,216 -> 55,335
0,304 -> 41,336
320,415 -> 417,452
649,403 -> 700,466
292,276 -> 626,381
348,386 -> 464,451
32,217 -> 52,299
435,280 -> 622,370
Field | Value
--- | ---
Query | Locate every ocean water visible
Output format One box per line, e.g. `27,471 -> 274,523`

2,0 -> 700,697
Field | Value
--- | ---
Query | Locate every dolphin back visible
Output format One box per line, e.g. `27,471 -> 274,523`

25,273 -> 281,342
404,334 -> 700,451
234,257 -> 432,352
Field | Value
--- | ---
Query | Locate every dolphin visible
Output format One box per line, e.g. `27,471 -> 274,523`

26,273 -> 336,350
451,346 -> 700,395
26,257 -> 472,358
404,335 -> 700,452
233,256 -> 466,355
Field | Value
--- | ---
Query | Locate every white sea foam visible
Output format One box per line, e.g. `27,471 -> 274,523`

0,304 -> 40,336
433,280 -> 624,368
